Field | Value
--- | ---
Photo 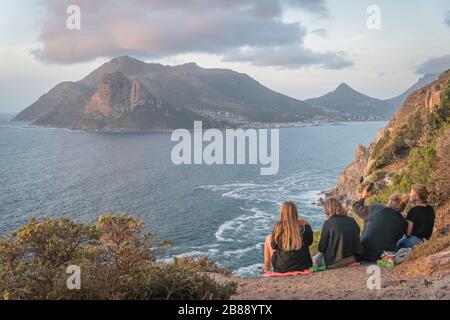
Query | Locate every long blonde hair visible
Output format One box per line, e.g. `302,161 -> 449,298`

273,201 -> 302,251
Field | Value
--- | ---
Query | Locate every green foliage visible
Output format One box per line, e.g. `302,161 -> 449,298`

368,172 -> 413,205
371,130 -> 390,161
172,256 -> 232,276
310,230 -> 322,256
367,81 -> 450,206
141,263 -> 237,300
429,86 -> 450,131
368,143 -> 437,205
0,214 -> 236,300
369,105 -> 428,174
406,145 -> 437,184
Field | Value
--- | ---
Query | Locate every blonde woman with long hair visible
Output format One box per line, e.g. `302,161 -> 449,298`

263,201 -> 313,273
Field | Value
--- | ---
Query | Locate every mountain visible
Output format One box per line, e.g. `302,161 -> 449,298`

78,56 -> 323,122
14,56 -> 325,129
385,73 -> 441,115
305,83 -> 389,120
16,71 -> 214,131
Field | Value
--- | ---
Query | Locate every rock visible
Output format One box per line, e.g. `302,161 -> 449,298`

329,143 -> 372,203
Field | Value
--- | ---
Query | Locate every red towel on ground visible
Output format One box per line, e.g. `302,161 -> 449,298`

262,269 -> 313,278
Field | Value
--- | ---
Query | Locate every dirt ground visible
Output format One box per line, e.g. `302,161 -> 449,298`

211,265 -> 450,300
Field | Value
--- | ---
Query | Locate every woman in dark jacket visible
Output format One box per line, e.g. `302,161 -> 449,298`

313,198 -> 364,269
263,201 -> 313,273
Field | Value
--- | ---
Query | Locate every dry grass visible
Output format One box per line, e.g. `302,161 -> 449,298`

396,229 -> 450,279
406,233 -> 450,262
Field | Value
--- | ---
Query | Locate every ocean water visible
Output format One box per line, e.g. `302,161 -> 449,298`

0,114 -> 386,277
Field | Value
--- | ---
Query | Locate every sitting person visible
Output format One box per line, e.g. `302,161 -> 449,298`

313,198 -> 364,269
397,185 -> 435,249
264,201 -> 313,273
352,186 -> 408,262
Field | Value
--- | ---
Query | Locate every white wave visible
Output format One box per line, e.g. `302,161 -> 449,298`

197,174 -> 328,210
156,248 -> 219,264
233,263 -> 264,277
222,242 -> 263,258
215,220 -> 236,242
214,207 -> 275,243
173,248 -> 220,259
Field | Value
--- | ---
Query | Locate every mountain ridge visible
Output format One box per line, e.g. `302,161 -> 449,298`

13,56 -> 444,129
14,56 -> 326,128
305,82 -> 389,120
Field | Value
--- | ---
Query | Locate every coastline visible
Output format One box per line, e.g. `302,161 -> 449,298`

2,113 -> 387,133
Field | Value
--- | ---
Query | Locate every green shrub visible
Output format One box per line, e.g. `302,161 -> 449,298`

371,130 -> 390,161
309,230 -> 322,256
173,256 -> 232,275
406,145 -> 437,184
368,143 -> 436,205
429,87 -> 450,131
142,263 -> 237,300
0,214 -> 236,300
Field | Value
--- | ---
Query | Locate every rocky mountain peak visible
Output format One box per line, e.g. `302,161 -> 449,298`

176,62 -> 201,71
336,82 -> 352,91
108,56 -> 146,67
83,72 -> 154,120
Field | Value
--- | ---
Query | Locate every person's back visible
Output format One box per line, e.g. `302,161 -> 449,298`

319,215 -> 363,267
407,205 -> 435,240
271,224 -> 313,272
264,201 -> 313,273
353,188 -> 408,261
316,198 -> 363,268
361,206 -> 406,261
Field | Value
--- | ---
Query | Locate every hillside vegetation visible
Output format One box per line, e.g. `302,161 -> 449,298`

0,213 -> 236,300
349,71 -> 450,276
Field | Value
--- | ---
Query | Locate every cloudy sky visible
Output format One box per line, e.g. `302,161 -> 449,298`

1,0 -> 450,113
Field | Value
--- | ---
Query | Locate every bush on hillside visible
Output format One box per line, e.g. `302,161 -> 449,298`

368,143 -> 437,206
367,82 -> 450,205
0,214 -> 236,300
429,85 -> 450,131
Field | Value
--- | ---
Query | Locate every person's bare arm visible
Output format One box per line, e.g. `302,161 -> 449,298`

263,234 -> 275,273
406,220 -> 414,237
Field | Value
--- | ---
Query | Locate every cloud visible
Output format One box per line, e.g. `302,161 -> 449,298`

32,0 -> 349,70
445,11 -> 450,27
310,28 -> 328,37
284,0 -> 329,18
223,46 -> 353,70
416,55 -> 450,75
